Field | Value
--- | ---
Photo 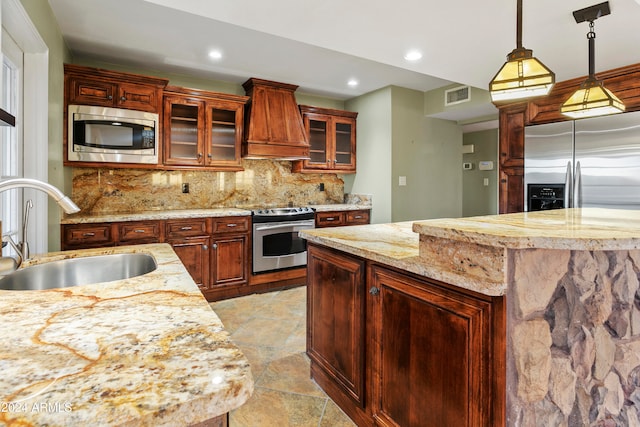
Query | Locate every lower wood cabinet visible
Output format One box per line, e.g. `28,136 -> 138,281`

61,216 -> 250,301
168,236 -> 210,289
307,245 -> 365,408
315,209 -> 370,228
306,244 -> 506,427
62,223 -> 115,249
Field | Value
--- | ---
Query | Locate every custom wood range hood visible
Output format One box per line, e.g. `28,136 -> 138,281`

242,78 -> 310,160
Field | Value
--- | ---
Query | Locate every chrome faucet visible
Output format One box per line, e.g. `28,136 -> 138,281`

0,178 -> 80,275
0,178 -> 80,214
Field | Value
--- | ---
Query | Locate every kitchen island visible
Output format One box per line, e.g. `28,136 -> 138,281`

301,208 -> 640,426
0,244 -> 253,426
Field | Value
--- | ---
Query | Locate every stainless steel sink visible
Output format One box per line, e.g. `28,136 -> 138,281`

0,253 -> 157,291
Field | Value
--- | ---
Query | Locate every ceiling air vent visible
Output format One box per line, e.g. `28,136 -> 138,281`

444,85 -> 470,106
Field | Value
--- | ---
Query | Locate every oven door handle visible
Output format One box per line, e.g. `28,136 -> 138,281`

254,220 -> 315,232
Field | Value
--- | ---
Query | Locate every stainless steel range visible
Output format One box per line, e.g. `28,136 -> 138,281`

252,207 -> 315,274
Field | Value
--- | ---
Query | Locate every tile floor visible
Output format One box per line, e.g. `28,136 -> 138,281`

210,286 -> 356,427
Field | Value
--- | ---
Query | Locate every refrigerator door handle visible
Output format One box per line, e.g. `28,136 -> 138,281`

574,161 -> 582,208
565,161 -> 572,208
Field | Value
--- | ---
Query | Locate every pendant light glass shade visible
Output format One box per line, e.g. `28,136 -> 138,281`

490,47 -> 555,101
561,77 -> 625,118
561,9 -> 625,119
489,0 -> 555,102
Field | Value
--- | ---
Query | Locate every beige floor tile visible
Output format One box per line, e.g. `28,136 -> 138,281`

231,316 -> 298,347
284,319 -> 307,350
256,352 -> 325,398
230,387 -> 325,427
320,399 -> 357,427
211,286 -> 355,427
232,343 -> 276,381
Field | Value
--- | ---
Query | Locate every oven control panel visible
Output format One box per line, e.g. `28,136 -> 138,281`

252,207 -> 315,223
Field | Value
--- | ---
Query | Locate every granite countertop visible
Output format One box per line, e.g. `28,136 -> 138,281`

61,208 -> 252,225
61,205 -> 371,225
311,204 -> 371,212
300,208 -> 640,297
0,244 -> 253,426
413,208 -> 640,251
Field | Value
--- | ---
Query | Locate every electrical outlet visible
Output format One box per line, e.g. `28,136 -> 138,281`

182,183 -> 189,193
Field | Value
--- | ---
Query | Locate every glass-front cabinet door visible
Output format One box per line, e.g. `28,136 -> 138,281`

333,118 -> 355,171
164,96 -> 204,166
162,87 -> 247,170
206,102 -> 243,170
294,105 -> 358,173
307,117 -> 330,169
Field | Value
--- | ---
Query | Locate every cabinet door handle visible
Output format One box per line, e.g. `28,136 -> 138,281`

197,153 -> 203,158
107,95 -> 113,100
208,153 -> 213,158
203,245 -> 208,250
134,229 -> 146,233
226,223 -> 237,228
369,286 -> 380,296
353,215 -> 362,219
121,96 -> 126,101
212,243 -> 218,249
326,217 -> 336,221
180,226 -> 193,231
83,232 -> 96,237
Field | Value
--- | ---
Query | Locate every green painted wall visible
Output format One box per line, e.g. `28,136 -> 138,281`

462,129 -> 498,217
391,87 -> 462,221
19,0 -> 72,251
344,87 -> 393,224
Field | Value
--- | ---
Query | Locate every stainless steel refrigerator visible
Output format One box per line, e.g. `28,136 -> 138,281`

524,111 -> 640,211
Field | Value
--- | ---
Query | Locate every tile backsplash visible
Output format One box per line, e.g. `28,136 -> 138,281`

72,160 -> 345,214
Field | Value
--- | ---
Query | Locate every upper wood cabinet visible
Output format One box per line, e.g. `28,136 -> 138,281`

293,106 -> 358,173
64,64 -> 168,113
163,86 -> 248,170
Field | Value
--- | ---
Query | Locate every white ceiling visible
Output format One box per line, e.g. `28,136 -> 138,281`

48,0 -> 640,120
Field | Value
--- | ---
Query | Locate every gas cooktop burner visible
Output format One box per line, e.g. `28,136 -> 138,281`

251,206 -> 315,223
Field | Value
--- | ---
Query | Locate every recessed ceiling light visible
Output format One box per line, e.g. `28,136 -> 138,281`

347,79 -> 359,87
208,50 -> 223,60
404,50 -> 423,61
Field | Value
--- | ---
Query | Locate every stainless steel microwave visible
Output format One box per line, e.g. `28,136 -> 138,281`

68,105 -> 159,164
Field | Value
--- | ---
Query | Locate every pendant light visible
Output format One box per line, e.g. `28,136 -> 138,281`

489,0 -> 555,102
561,2 -> 625,119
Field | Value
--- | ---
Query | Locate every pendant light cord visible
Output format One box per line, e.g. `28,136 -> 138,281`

588,21 -> 596,79
516,0 -> 523,49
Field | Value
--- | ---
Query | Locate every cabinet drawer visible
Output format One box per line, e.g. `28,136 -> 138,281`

64,224 -> 114,247
118,221 -> 162,243
118,83 -> 158,112
212,216 -> 249,234
166,218 -> 209,238
315,211 -> 346,228
346,210 -> 370,225
69,78 -> 116,107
